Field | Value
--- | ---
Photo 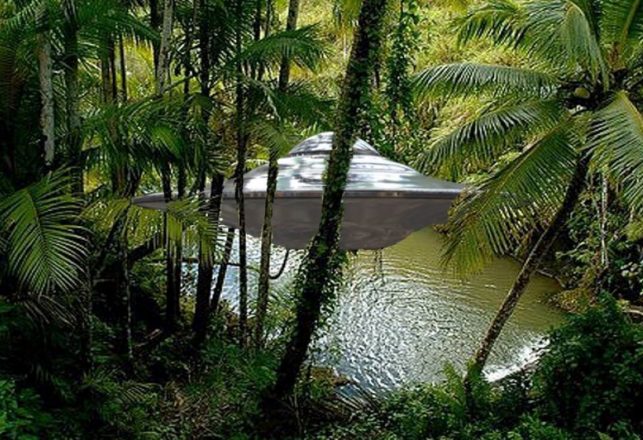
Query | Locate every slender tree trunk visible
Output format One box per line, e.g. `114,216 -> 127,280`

156,0 -> 178,331
150,0 -> 161,73
161,167 -> 181,331
253,0 -> 296,348
193,175 -> 224,344
234,0 -> 249,346
254,151 -> 278,347
156,0 -> 174,95
62,0 -> 82,193
467,157 -> 589,379
108,39 -> 118,103
198,0 -> 210,96
263,0 -> 389,407
118,225 -> 134,368
37,13 -> 55,169
211,228 -> 236,315
100,208 -> 134,367
277,0 -> 300,91
264,0 -> 273,36
119,35 -> 128,102
192,1 -> 221,345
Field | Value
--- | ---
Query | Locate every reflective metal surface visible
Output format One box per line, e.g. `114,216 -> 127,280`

223,132 -> 463,199
132,133 -> 464,250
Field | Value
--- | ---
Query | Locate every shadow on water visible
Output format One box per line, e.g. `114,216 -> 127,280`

212,227 -> 564,392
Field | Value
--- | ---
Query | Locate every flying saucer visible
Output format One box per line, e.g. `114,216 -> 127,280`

133,132 -> 463,250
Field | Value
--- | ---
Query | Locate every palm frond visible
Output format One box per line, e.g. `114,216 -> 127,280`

456,0 -> 566,59
77,0 -> 159,46
165,198 -> 223,265
589,91 -> 643,213
457,0 -> 527,47
412,63 -> 559,99
443,122 -> 579,273
419,99 -> 565,179
0,171 -> 87,294
600,0 -> 643,49
560,0 -> 607,84
233,25 -> 328,73
248,119 -> 301,158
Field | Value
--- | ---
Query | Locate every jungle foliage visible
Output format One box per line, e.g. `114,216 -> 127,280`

0,0 -> 641,438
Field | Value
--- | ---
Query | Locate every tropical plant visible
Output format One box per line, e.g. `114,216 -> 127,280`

532,295 -> 643,435
0,171 -> 86,295
413,0 -> 643,374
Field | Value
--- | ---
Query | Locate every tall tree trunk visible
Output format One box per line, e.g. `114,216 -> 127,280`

108,39 -> 118,103
192,0 -> 220,345
62,0 -> 82,193
234,0 -> 249,346
264,0 -> 389,406
156,0 -> 178,331
193,174 -> 224,343
150,0 -> 161,72
99,208 -> 135,367
253,0 -> 296,348
37,9 -> 55,169
254,149 -> 278,347
161,167 -> 181,331
118,35 -> 128,102
117,221 -> 134,368
467,157 -> 589,379
156,0 -> 174,95
264,0 -> 274,36
211,228 -> 236,315
277,0 -> 300,91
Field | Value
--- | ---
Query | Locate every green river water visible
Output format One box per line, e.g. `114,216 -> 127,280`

219,227 -> 565,391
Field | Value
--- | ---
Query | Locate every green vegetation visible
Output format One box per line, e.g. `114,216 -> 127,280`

0,0 -> 641,438
307,297 -> 642,440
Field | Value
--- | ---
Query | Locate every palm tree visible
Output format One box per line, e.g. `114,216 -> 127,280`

412,0 -> 643,376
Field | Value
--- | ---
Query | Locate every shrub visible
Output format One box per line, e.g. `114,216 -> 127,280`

532,295 -> 643,435
0,379 -> 52,439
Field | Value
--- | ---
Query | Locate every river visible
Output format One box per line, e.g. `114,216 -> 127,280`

216,227 -> 564,392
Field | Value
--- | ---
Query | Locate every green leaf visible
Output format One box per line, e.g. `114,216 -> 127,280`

0,171 -> 87,294
560,1 -> 608,84
589,91 -> 643,214
412,63 -> 559,99
419,99 -> 565,179
444,121 -> 578,273
601,0 -> 643,48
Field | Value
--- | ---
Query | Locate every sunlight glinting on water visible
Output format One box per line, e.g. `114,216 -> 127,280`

215,227 -> 564,391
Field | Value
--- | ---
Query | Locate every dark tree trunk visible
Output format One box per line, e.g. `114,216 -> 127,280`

62,0 -> 82,194
118,35 -> 128,102
211,228 -> 236,315
193,175 -> 224,344
263,0 -> 389,407
254,152 -> 278,347
150,0 -> 161,73
192,1 -> 219,345
467,157 -> 590,379
277,0 -> 300,91
198,0 -> 210,96
108,39 -> 118,103
161,167 -> 181,332
234,0 -> 249,346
